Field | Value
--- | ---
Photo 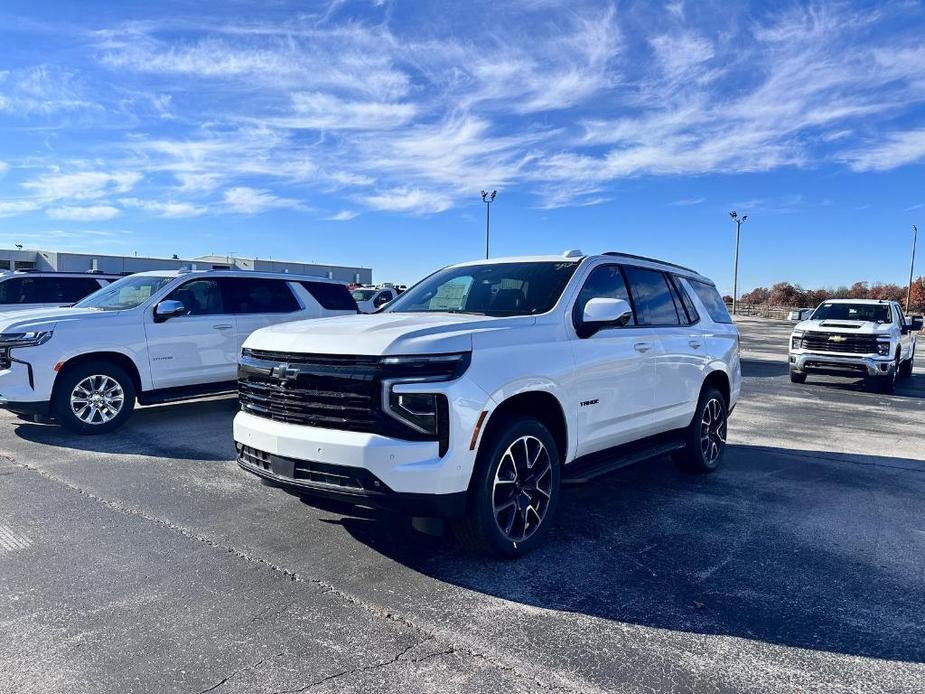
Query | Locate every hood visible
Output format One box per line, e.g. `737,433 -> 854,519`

795,319 -> 892,335
0,306 -> 121,333
244,311 -> 537,356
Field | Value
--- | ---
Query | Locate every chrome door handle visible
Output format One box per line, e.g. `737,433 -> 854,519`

689,340 -> 703,349
633,342 -> 652,353
213,324 -> 233,330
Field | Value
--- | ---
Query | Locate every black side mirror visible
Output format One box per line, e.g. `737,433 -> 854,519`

910,315 -> 923,332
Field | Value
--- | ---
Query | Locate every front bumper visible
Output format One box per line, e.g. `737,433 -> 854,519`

789,351 -> 894,377
236,442 -> 466,517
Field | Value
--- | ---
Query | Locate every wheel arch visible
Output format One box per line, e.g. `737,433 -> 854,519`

701,368 -> 731,406
51,351 -> 143,402
477,390 -> 569,467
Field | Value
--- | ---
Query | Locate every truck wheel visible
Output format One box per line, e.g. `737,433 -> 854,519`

674,387 -> 728,474
52,361 -> 136,434
868,353 -> 898,394
898,347 -> 914,378
453,415 -> 561,558
789,370 -> 807,384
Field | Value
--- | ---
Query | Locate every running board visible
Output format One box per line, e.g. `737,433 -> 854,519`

562,435 -> 686,485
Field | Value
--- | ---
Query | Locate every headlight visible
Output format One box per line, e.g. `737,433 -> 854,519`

380,353 -> 469,451
791,333 -> 803,350
877,339 -> 891,356
0,331 -> 53,348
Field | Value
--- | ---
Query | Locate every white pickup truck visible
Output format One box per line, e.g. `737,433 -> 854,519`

789,299 -> 921,392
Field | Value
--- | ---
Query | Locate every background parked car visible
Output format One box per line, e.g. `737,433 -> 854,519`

787,308 -> 813,321
351,285 -> 399,313
0,270 -> 358,433
0,271 -> 120,313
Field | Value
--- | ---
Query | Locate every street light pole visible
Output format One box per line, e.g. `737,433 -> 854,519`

481,190 -> 496,259
907,224 -> 918,314
729,210 -> 748,316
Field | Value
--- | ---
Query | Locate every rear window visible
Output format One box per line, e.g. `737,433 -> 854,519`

689,279 -> 733,323
300,281 -> 357,311
224,278 -> 299,314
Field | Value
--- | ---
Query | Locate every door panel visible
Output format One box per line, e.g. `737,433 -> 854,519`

568,264 -> 657,457
144,278 -> 237,388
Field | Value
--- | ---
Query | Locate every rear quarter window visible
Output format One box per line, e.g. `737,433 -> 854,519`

300,281 -> 357,311
689,279 -> 733,324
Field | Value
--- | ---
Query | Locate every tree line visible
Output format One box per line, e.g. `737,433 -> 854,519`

731,276 -> 925,312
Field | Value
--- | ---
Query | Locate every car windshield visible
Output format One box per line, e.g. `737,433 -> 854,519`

811,302 -> 892,323
385,261 -> 578,317
351,289 -> 377,301
75,275 -> 174,310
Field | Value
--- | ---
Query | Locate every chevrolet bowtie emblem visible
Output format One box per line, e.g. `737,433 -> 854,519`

828,335 -> 847,343
271,363 -> 299,381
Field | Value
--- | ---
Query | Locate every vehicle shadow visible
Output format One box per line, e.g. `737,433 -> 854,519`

801,371 -> 925,399
321,444 -> 925,663
12,396 -> 239,461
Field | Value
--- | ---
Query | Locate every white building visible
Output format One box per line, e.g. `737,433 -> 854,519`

0,248 -> 372,284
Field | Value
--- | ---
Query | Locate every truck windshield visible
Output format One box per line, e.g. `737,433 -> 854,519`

75,275 -> 174,311
385,261 -> 578,317
811,303 -> 892,323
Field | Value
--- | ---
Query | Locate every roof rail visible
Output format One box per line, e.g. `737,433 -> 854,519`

602,251 -> 698,274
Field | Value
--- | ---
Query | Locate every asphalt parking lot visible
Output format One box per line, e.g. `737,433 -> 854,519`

1,317 -> 923,694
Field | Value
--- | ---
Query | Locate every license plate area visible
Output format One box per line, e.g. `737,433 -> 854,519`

270,456 -> 295,479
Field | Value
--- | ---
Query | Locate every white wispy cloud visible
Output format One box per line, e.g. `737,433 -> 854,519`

326,210 -> 359,221
361,187 -> 453,214
22,171 -> 142,201
669,197 -> 706,206
46,204 -> 121,221
0,161 -> 8,174
222,186 -> 302,214
120,198 -> 208,217
842,129 -> 925,171
0,200 -> 41,217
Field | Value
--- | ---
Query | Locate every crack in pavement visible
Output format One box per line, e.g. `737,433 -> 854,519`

8,457 -> 601,694
197,652 -> 285,694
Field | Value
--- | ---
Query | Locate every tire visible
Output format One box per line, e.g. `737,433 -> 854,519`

673,387 -> 728,474
868,351 -> 900,394
789,370 -> 807,384
898,347 -> 914,378
52,360 -> 136,434
453,415 -> 561,558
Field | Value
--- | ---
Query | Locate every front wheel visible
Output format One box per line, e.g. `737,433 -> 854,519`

674,387 -> 728,474
453,416 -> 561,558
898,347 -> 914,378
52,361 -> 136,434
789,370 -> 807,384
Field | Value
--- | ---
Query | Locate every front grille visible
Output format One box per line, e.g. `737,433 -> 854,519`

799,331 -> 878,354
237,444 -> 387,491
237,349 -> 441,442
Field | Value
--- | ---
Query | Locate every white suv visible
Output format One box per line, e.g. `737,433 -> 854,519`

351,286 -> 398,313
0,270 -> 357,433
0,271 -> 120,312
234,251 -> 741,557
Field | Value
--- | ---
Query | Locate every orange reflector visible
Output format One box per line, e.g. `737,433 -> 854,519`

469,410 -> 488,451
53,362 -> 64,372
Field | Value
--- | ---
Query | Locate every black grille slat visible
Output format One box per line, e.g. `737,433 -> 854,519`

801,332 -> 879,354
236,444 -> 389,492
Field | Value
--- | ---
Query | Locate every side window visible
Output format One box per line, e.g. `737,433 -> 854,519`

669,275 -> 699,325
689,279 -> 733,324
0,277 -> 42,304
623,266 -> 681,326
300,281 -> 357,311
166,279 -> 225,316
225,278 -> 299,314
572,265 -> 635,328
53,277 -> 106,303
373,291 -> 393,308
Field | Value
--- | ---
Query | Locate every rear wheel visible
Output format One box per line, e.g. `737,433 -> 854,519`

453,416 -> 560,558
52,361 -> 136,434
789,370 -> 807,384
674,387 -> 728,474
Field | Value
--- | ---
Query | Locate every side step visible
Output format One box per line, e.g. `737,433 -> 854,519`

562,436 -> 686,485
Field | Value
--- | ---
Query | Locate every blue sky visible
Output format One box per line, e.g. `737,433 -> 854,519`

1,0 -> 924,292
